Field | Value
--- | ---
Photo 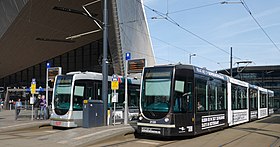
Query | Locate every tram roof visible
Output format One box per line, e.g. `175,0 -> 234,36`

148,64 -> 228,81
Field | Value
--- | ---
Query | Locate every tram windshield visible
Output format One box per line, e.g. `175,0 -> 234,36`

53,75 -> 73,115
141,67 -> 172,119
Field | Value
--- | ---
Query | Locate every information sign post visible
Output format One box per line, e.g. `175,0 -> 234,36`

111,74 -> 119,125
124,52 -> 131,125
30,78 -> 36,121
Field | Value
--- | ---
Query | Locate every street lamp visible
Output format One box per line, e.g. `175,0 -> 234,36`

189,53 -> 196,64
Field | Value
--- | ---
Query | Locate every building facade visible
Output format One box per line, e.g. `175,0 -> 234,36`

0,0 -> 155,88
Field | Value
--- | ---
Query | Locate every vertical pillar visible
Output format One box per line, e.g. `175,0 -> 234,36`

102,0 -> 109,126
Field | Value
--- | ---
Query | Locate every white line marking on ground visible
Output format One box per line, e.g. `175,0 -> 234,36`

44,130 -> 57,133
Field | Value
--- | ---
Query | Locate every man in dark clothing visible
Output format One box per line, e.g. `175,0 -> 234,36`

34,95 -> 41,120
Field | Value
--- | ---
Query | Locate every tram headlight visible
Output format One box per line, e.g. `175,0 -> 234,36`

164,117 -> 170,122
139,116 -> 143,121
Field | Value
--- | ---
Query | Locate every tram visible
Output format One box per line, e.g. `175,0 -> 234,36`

268,90 -> 274,115
50,71 -> 140,128
137,64 -> 273,136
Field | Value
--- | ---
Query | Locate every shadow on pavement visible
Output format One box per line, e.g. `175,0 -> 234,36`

257,115 -> 280,124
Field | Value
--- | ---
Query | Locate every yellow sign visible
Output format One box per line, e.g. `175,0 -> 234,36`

111,81 -> 119,90
31,83 -> 36,94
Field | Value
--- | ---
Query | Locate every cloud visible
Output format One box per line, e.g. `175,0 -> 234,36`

220,22 -> 280,39
211,6 -> 280,34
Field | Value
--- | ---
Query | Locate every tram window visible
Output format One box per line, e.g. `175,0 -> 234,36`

208,83 -> 217,111
195,78 -> 207,111
73,85 -> 85,110
129,85 -> 140,108
217,82 -> 226,110
240,88 -> 247,109
173,80 -> 187,113
232,84 -> 247,110
269,94 -> 274,108
173,69 -> 193,113
74,86 -> 84,97
207,79 -> 226,111
260,93 -> 267,108
94,82 -> 102,100
249,89 -> 258,109
87,87 -> 93,99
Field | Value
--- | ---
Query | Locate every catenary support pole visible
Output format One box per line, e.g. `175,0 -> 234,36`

102,0 -> 109,126
230,47 -> 233,77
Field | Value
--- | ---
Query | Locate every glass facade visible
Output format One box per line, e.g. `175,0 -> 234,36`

0,39 -> 114,88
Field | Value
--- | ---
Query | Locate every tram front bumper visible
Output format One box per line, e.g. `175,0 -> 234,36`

50,120 -> 78,128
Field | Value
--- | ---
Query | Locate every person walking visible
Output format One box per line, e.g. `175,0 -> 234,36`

40,95 -> 47,120
34,95 -> 41,120
15,98 -> 22,120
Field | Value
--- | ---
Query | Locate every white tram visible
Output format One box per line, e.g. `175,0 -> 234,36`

50,71 -> 140,128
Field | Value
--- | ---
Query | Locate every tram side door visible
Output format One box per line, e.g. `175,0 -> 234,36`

173,68 -> 194,135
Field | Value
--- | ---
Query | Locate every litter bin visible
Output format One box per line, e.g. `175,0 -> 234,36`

83,100 -> 104,128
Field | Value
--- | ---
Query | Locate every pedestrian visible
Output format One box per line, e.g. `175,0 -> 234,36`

40,95 -> 47,120
15,98 -> 22,120
34,95 -> 41,120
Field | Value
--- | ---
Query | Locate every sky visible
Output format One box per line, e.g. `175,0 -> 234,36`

142,0 -> 280,71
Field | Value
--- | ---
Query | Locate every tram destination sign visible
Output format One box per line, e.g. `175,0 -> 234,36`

128,59 -> 145,73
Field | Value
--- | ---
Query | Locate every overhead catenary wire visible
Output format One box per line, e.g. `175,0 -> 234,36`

169,2 -> 222,14
136,0 -> 243,61
240,0 -> 280,53
148,2 -> 229,55
122,21 -> 220,65
119,25 -> 175,63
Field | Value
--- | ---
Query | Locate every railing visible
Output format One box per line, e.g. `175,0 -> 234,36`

13,104 -> 51,120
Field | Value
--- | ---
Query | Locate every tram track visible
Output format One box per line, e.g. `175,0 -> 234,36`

92,134 -> 178,147
218,122 -> 278,147
97,138 -> 177,147
92,115 -> 280,147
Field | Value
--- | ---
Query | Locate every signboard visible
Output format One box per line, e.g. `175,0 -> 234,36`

30,97 -> 35,105
112,93 -> 118,103
125,52 -> 131,60
111,81 -> 119,90
48,67 -> 62,83
111,74 -> 119,90
201,114 -> 225,130
128,59 -> 145,73
31,78 -> 36,94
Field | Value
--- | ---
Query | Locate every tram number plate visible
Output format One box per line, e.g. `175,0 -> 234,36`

55,121 -> 62,126
141,127 -> 161,134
